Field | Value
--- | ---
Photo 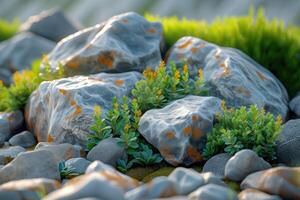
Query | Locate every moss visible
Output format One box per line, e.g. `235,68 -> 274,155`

142,167 -> 175,182
146,8 -> 300,96
0,18 -> 19,41
126,166 -> 161,181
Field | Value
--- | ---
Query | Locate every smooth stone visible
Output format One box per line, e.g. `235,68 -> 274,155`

8,131 -> 36,148
202,153 -> 231,178
65,158 -> 91,174
238,189 -> 282,200
0,111 -> 24,140
289,92 -> 300,118
0,146 -> 26,165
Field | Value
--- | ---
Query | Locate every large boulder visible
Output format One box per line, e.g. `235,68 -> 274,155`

0,32 -> 55,85
138,95 -> 222,166
241,167 -> 300,199
166,37 -> 289,121
0,110 -> 24,141
44,12 -> 163,77
289,92 -> 300,118
276,119 -> 300,166
20,9 -> 81,42
25,71 -> 142,147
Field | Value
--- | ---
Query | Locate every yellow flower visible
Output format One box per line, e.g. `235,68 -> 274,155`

221,100 -> 226,110
157,89 -> 162,96
174,70 -> 180,80
198,68 -> 203,80
94,105 -> 102,116
124,123 -> 131,131
183,64 -> 189,74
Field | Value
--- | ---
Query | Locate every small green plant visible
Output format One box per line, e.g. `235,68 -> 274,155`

203,103 -> 282,161
0,18 -> 19,41
146,9 -> 300,96
88,96 -> 162,172
58,161 -> 81,179
0,59 -> 65,112
132,61 -> 205,112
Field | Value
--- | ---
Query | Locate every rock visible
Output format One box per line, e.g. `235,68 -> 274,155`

0,178 -> 61,195
241,166 -> 300,199
85,161 -> 140,191
20,9 -> 81,42
0,190 -> 40,200
0,146 -> 26,165
153,197 -> 188,200
43,172 -> 126,200
0,150 -> 60,184
238,189 -> 282,200
202,153 -> 231,178
166,37 -> 289,121
139,95 -> 222,166
168,167 -> 204,195
188,183 -> 238,200
8,131 -> 36,148
125,177 -> 178,200
0,32 -> 55,85
34,142 -> 81,162
0,110 -> 24,140
87,137 -> 126,166
26,71 -> 142,147
276,119 -> 300,166
224,149 -> 271,182
65,158 -> 91,174
45,12 -> 163,77
201,172 -> 226,187
289,92 -> 300,118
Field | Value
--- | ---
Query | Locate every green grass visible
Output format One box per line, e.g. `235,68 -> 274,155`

0,18 -> 19,41
146,8 -> 300,96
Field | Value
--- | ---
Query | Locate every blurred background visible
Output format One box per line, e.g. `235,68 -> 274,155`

1,0 -> 300,26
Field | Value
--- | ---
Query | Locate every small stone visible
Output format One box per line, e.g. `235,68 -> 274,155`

44,171 -> 138,200
0,150 -> 60,184
87,137 -> 126,166
0,33 -> 55,85
125,177 -> 179,200
241,166 -> 300,199
224,149 -> 271,181
0,146 -> 26,165
0,190 -> 39,200
188,183 -> 238,200
289,92 -> 300,118
202,153 -> 231,178
0,111 -> 24,140
139,95 -> 222,166
201,172 -> 226,187
8,131 -> 36,148
65,158 -> 91,174
276,119 -> 300,166
20,8 -> 81,42
238,189 -> 282,200
168,167 -> 205,195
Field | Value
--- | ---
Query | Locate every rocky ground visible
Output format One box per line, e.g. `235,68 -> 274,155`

0,9 -> 300,200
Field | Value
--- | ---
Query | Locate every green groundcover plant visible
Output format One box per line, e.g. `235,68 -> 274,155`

203,102 -> 282,161
0,18 -> 19,41
146,8 -> 300,96
0,59 -> 64,112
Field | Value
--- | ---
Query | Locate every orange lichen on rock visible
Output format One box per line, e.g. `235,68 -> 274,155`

165,131 -> 175,140
235,86 -> 251,97
191,47 -> 198,54
219,61 -> 231,76
66,59 -> 80,69
192,127 -> 203,140
147,28 -> 157,34
178,38 -> 192,49
47,134 -> 54,143
192,115 -> 199,121
187,145 -> 202,162
98,51 -> 115,68
114,79 -> 124,87
256,71 -> 268,81
183,126 -> 192,136
160,185 -> 177,198
100,170 -> 140,189
58,89 -> 67,95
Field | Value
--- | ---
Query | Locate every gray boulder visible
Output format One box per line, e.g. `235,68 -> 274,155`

43,172 -> 126,200
20,9 -> 81,42
238,189 -> 282,200
276,119 -> 300,166
44,12 -> 163,77
241,167 -> 300,199
0,146 -> 26,165
139,95 -> 222,166
25,71 -> 142,147
0,32 -> 55,85
0,150 -> 60,184
8,131 -> 36,148
125,176 -> 179,200
166,36 -> 289,121
188,183 -> 238,200
224,149 -> 271,182
87,137 -> 126,166
202,153 -> 231,178
65,158 -> 91,174
289,92 -> 300,118
0,110 -> 24,141
0,190 -> 40,200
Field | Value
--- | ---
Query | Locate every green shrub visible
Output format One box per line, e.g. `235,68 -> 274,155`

0,18 -> 19,41
203,103 -> 282,161
58,161 -> 81,179
0,59 -> 64,112
87,96 -> 162,173
132,61 -> 206,112
146,9 -> 300,96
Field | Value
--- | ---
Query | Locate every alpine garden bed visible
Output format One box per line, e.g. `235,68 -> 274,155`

0,8 -> 299,200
